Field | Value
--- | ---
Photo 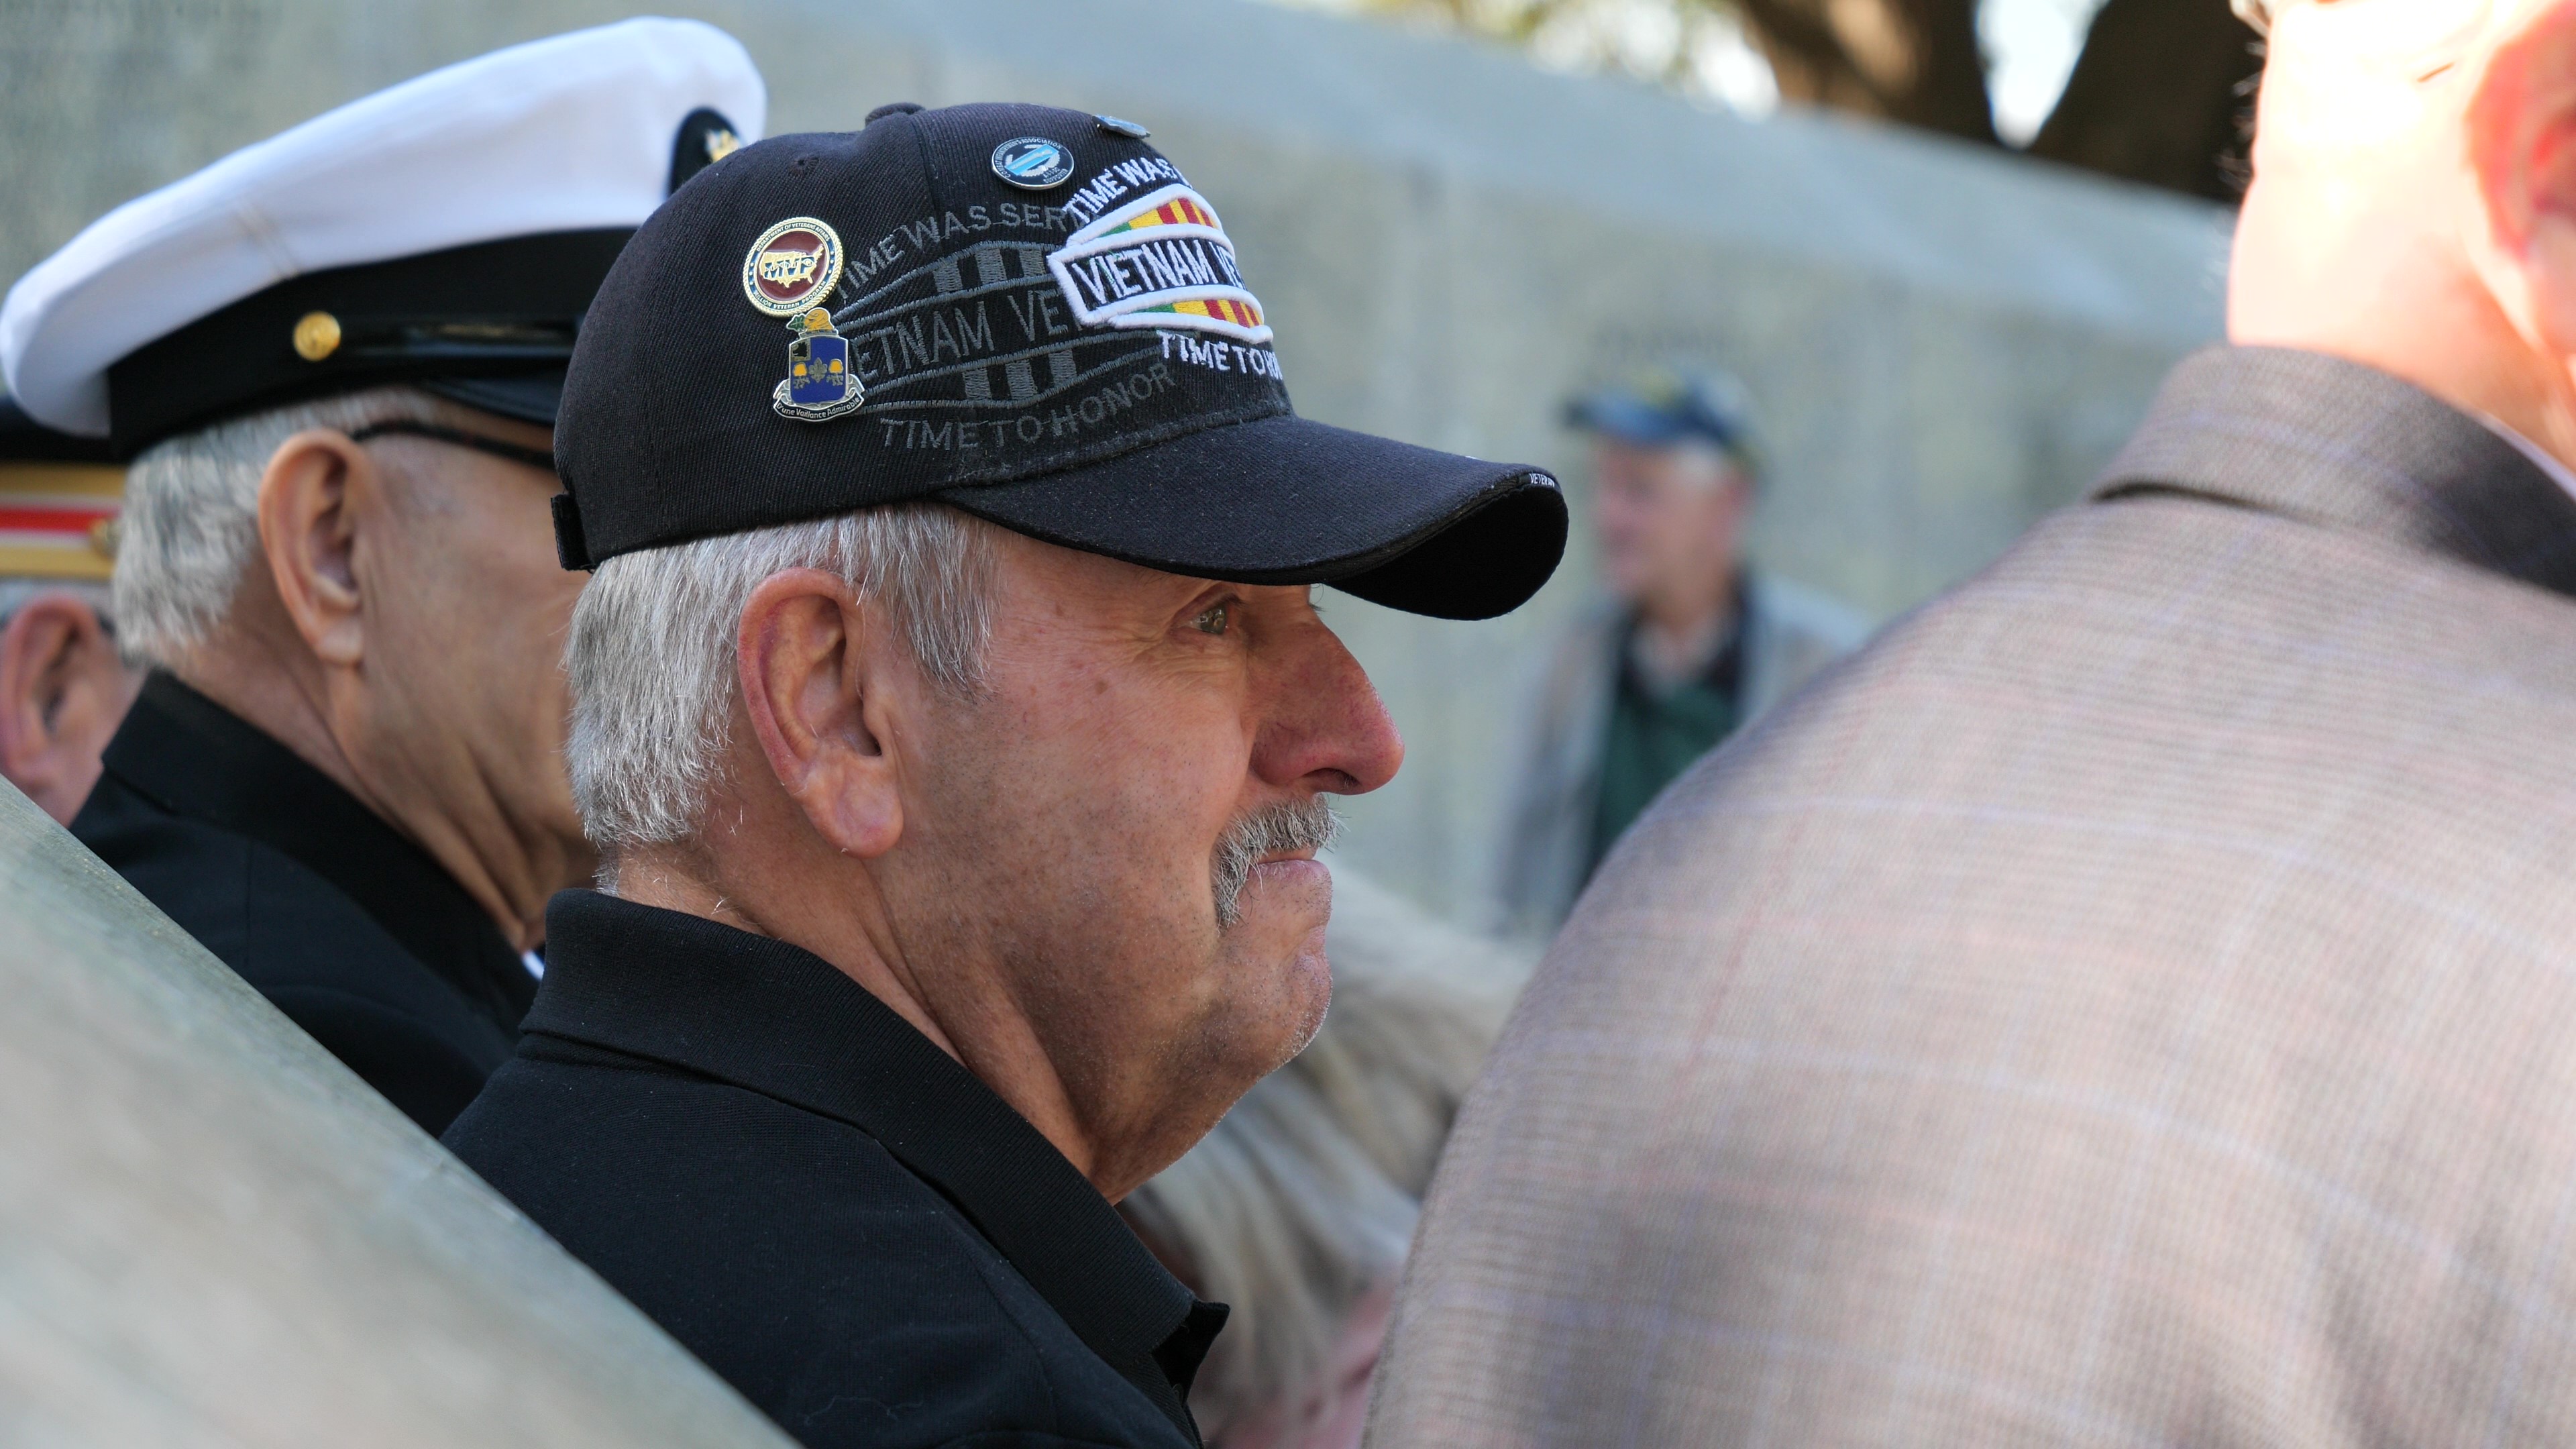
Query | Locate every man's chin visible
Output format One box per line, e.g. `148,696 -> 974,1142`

1226,857 -> 1334,944
1218,859 -> 1334,1045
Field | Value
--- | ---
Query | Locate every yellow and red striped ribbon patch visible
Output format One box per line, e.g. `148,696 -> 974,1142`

0,463 -> 123,582
1099,193 -> 1218,237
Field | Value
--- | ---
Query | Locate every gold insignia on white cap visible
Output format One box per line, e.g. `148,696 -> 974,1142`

292,311 -> 341,362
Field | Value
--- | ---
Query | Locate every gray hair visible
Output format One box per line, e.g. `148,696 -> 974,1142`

1122,870 -> 1532,1443
113,386 -> 445,667
566,502 -> 995,854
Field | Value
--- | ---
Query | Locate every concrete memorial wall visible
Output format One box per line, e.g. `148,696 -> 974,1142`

0,781 -> 792,1446
0,0 -> 2234,924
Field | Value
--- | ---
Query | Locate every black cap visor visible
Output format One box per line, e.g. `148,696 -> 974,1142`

934,415 -> 1566,621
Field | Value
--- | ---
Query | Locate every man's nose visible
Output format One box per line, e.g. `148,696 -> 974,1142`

1252,619 -> 1404,796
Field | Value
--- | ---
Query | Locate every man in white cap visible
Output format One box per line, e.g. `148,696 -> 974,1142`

0,19 -> 765,1134
0,398 -> 138,824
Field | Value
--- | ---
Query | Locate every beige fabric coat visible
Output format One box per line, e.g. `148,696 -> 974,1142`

1373,347 -> 2576,1446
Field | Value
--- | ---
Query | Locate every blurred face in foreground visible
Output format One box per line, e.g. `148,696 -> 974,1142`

0,593 -> 141,823
1591,437 -> 1750,625
2233,0 -> 2576,464
696,529 -> 1404,1201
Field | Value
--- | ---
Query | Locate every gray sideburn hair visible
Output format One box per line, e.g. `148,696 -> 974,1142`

113,386 -> 447,667
565,502 -> 994,855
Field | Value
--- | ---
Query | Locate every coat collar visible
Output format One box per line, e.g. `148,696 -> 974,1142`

527,888 -> 1224,1442
2092,346 -> 2576,600
97,672 -> 532,1025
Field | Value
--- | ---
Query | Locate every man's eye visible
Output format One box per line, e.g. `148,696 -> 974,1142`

1191,602 -> 1230,637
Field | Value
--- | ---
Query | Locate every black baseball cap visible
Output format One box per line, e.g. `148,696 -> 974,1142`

549,102 -> 1566,621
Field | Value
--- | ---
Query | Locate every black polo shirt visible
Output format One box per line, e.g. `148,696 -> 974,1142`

442,890 -> 1226,1449
72,673 -> 533,1132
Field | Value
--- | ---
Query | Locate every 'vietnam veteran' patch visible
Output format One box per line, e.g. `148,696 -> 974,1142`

1046,184 -> 1272,345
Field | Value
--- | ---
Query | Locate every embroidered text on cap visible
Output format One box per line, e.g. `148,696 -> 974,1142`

991,137 -> 1076,191
743,217 -> 845,316
1047,184 -> 1271,344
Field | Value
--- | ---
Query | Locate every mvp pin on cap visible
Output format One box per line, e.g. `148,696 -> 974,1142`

550,101 -> 1566,620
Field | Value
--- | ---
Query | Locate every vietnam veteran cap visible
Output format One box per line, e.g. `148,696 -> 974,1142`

0,18 -> 767,455
0,399 -> 122,583
548,102 -> 1567,621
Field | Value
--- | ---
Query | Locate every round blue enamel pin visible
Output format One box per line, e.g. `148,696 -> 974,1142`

991,137 -> 1075,191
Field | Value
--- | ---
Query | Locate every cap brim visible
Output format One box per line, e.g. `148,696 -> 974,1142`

420,371 -> 567,428
934,415 -> 1566,621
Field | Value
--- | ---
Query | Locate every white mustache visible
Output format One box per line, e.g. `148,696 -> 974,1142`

1210,798 -> 1340,930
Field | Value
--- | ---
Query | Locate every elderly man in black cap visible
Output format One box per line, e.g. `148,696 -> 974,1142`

440,103 -> 1565,1449
1493,369 -> 1865,938
0,19 -> 765,1134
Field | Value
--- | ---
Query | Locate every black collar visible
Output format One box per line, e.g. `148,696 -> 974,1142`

1617,573 -> 1750,700
98,673 -> 533,1026
2093,346 -> 2576,599
527,888 -> 1225,1440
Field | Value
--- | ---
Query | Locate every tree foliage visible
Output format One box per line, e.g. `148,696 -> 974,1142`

1344,0 -> 2262,203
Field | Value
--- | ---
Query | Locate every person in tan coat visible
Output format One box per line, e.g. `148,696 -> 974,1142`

1373,1 -> 2576,1442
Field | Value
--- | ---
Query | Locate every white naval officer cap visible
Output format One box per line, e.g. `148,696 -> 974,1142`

0,16 -> 765,456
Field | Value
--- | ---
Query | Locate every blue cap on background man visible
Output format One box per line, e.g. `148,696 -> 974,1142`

1566,367 -> 1761,478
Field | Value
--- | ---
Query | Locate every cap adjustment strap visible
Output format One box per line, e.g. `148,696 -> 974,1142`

551,491 -> 594,572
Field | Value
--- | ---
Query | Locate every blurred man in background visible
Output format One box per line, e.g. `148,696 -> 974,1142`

0,400 -> 139,823
0,19 -> 765,1134
1376,0 -> 2576,1442
1495,370 -> 1863,936
1122,871 -> 1526,1449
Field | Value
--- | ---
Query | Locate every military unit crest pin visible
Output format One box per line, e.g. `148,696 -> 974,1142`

743,216 -> 864,423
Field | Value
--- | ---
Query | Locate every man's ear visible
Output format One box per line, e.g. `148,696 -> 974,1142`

2468,7 -> 2576,371
736,568 -> 905,859
254,429 -> 381,667
0,595 -> 140,824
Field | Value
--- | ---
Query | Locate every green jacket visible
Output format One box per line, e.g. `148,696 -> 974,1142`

1491,573 -> 1868,939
